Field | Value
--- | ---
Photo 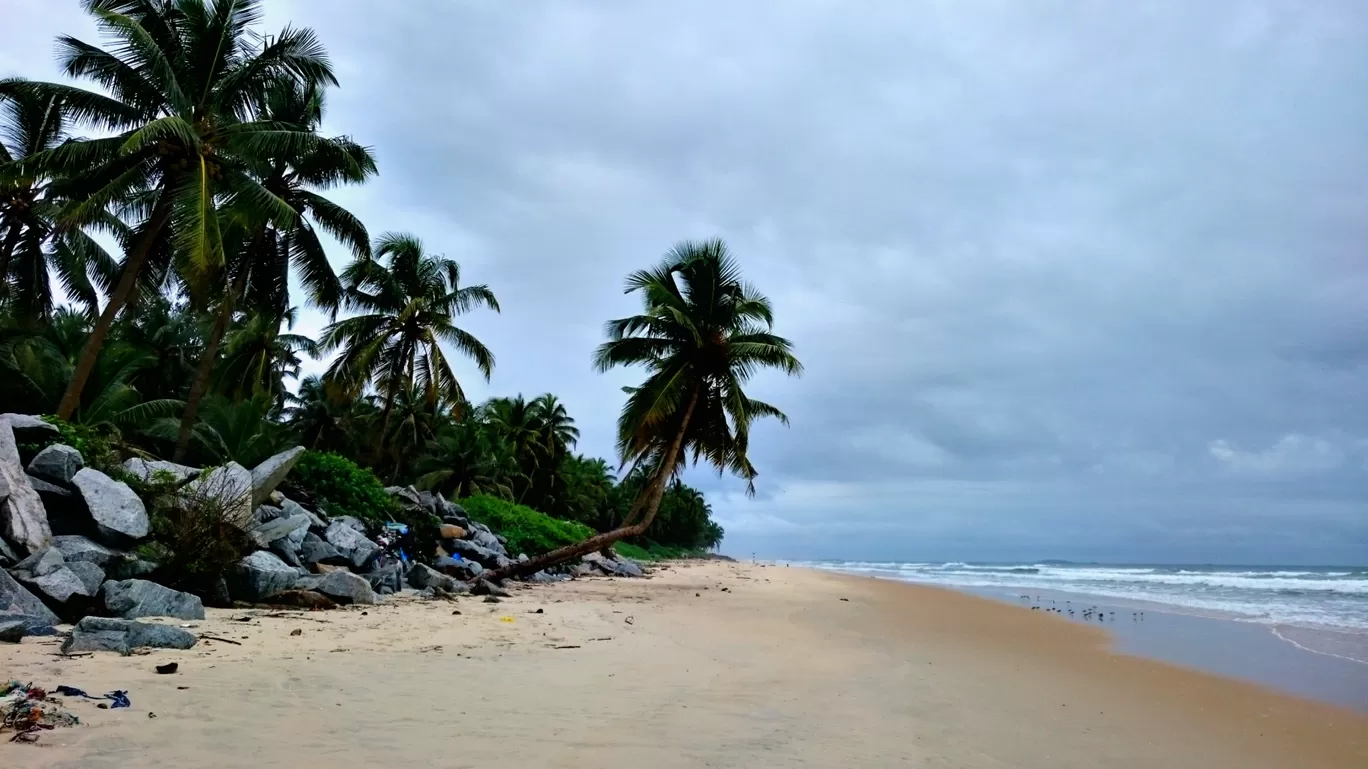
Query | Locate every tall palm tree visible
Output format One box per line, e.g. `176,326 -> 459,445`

0,88 -> 121,319
0,0 -> 344,419
172,76 -> 374,460
481,238 -> 801,580
530,392 -> 579,454
213,307 -> 319,406
321,233 -> 499,447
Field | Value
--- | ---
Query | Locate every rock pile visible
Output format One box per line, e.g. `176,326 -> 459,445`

0,414 -> 647,653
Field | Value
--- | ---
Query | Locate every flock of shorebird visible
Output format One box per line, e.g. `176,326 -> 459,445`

1020,596 -> 1146,622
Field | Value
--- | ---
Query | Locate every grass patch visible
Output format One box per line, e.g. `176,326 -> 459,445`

613,541 -> 709,562
460,494 -> 596,557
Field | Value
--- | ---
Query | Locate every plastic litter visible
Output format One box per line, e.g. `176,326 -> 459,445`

2,681 -> 81,743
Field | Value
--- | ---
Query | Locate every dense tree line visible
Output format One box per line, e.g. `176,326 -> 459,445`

0,0 -> 797,563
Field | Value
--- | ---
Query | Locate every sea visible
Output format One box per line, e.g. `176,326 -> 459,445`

787,560 -> 1368,669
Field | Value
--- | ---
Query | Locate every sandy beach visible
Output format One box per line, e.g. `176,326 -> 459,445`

3,561 -> 1365,768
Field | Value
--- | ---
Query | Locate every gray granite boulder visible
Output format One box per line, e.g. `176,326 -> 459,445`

183,462 -> 253,528
0,566 -> 61,629
0,413 -> 58,436
299,532 -> 347,567
20,565 -> 96,604
323,520 -> 380,569
311,569 -> 377,605
52,535 -> 121,566
122,457 -> 200,485
0,619 -> 26,643
472,579 -> 510,597
105,555 -> 158,580
331,515 -> 368,535
407,562 -> 456,592
253,504 -> 283,524
248,512 -> 311,550
13,545 -> 65,578
66,560 -> 106,594
71,468 -> 149,542
101,578 -> 205,620
361,562 -> 403,595
61,616 -> 197,655
229,550 -> 303,601
468,523 -> 508,555
0,535 -> 16,567
27,444 -> 83,484
27,474 -> 72,498
386,485 -> 422,509
250,446 -> 304,507
281,498 -> 327,530
434,555 -> 483,580
446,537 -> 503,568
0,419 -> 51,553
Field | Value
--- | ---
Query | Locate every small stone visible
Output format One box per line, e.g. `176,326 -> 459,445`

155,662 -> 178,674
290,628 -> 302,636
13,545 -> 65,578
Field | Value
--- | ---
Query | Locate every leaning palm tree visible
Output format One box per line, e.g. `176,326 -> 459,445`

172,76 -> 374,460
0,0 -> 344,420
0,87 -> 121,320
320,233 -> 499,448
479,238 -> 801,581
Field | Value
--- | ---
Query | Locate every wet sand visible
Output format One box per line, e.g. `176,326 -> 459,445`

2,562 -> 1365,768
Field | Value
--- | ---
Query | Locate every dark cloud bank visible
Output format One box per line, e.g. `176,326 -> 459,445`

5,1 -> 1365,563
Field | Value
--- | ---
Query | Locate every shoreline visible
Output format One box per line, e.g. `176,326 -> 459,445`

4,561 -> 1366,768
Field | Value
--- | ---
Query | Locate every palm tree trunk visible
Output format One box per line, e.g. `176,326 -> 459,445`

0,219 -> 22,296
57,192 -> 173,420
472,388 -> 699,584
173,270 -> 248,462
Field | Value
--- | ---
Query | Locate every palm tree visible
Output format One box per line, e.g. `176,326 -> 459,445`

213,307 -> 319,406
284,374 -> 375,454
480,238 -> 801,580
530,393 -> 579,454
0,87 -> 121,320
0,0 -> 343,420
172,76 -> 374,460
321,233 -> 499,448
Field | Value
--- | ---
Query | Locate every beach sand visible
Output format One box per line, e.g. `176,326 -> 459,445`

2,561 -> 1365,768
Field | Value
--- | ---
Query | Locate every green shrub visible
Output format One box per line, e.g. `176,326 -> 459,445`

460,494 -> 596,557
613,541 -> 706,562
140,467 -> 252,600
289,450 -> 398,524
14,415 -> 120,474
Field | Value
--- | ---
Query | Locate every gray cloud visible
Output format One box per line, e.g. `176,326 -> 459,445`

6,1 -> 1366,564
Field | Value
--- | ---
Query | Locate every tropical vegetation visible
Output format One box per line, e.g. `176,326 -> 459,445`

0,0 -> 799,568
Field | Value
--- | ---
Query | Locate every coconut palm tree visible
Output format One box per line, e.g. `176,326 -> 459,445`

480,238 -> 801,581
0,0 -> 345,420
0,87 -> 121,320
172,76 -> 374,460
213,307 -> 319,406
320,233 -> 499,447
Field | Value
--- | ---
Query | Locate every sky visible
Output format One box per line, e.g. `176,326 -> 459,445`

2,1 -> 1365,565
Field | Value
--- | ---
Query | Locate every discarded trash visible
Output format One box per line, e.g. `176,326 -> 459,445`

106,691 -> 131,708
290,629 -> 302,636
624,616 -> 635,625
155,663 -> 178,675
533,608 -> 544,614
500,616 -> 515,623
2,681 -> 81,744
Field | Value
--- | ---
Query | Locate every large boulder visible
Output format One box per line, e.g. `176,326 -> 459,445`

446,537 -> 503,568
0,564 -> 61,631
247,512 -> 311,550
0,535 -> 16,567
280,498 -> 327,530
311,569 -> 377,605
19,565 -> 96,605
122,457 -> 200,485
0,413 -> 59,437
361,562 -> 403,595
250,446 -> 304,507
468,523 -> 508,556
407,562 -> 458,592
0,419 -> 51,553
323,520 -> 380,569
71,468 -> 149,543
61,616 -> 197,655
385,485 -> 422,509
101,578 -> 205,620
229,550 -> 302,601
434,555 -> 483,581
299,532 -> 347,567
51,535 -> 121,566
66,561 -> 106,595
183,462 -> 253,528
12,545 -> 65,578
27,444 -> 83,484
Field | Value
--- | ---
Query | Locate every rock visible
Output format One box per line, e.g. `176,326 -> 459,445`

258,589 -> 336,609
0,619 -> 27,643
71,468 -> 149,542
415,490 -> 441,516
438,523 -> 467,539
51,535 -> 119,566
323,520 -> 379,569
311,570 -> 377,605
0,413 -> 58,436
249,446 -> 304,507
61,616 -> 197,655
253,504 -> 283,524
27,444 -> 83,484
362,562 -> 403,595
182,462 -> 253,528
435,555 -> 483,580
572,563 -> 594,577
26,474 -> 72,497
606,559 -> 644,578
121,458 -> 200,485
66,561 -> 105,595
312,563 -> 346,575
248,513 -> 310,550
281,498 -> 327,530
13,545 -> 65,578
446,538 -> 502,568
517,552 -> 530,564
407,562 -> 457,592
299,532 -> 347,567
332,515 -> 368,535
468,523 -> 507,555
526,570 -> 560,583
385,485 -> 422,509
104,556 -> 158,580
229,550 -> 302,601
20,565 -> 96,605
472,579 -> 510,598
268,538 -> 302,568
0,567 -> 61,629
0,419 -> 51,553
101,578 -> 204,620
0,535 -> 16,567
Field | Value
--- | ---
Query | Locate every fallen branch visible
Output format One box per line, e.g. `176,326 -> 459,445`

197,635 -> 243,646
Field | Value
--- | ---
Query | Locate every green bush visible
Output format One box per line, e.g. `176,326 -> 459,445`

140,468 -> 252,601
613,541 -> 706,562
289,451 -> 398,524
460,494 -> 596,557
14,415 -> 120,474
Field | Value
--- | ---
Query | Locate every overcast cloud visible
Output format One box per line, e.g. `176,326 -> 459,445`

4,1 -> 1365,564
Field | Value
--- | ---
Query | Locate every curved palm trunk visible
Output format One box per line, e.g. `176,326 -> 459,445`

0,218 -> 22,295
57,192 -> 173,420
472,388 -> 699,584
172,269 -> 248,462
